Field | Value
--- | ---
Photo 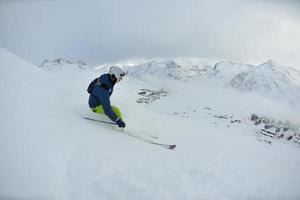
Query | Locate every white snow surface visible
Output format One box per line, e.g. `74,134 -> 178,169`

1,48 -> 300,200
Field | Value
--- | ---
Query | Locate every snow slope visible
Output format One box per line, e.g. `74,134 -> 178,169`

1,48 -> 300,200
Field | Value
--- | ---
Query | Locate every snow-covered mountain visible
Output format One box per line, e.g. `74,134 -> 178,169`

207,60 -> 300,105
39,58 -> 92,79
98,58 -> 214,81
125,59 -> 211,80
102,58 -> 300,107
1,48 -> 300,200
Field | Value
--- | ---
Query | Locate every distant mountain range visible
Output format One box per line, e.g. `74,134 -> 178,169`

39,58 -> 92,79
205,60 -> 300,105
117,59 -> 300,106
40,58 -> 300,106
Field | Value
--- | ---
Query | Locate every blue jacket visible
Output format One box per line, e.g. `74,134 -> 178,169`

88,73 -> 118,122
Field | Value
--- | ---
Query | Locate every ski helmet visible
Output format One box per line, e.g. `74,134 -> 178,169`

109,66 -> 125,82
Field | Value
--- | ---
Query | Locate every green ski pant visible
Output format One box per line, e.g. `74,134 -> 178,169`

91,105 -> 124,121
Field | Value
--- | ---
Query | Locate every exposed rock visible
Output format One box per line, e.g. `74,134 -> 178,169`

249,114 -> 300,145
136,89 -> 167,104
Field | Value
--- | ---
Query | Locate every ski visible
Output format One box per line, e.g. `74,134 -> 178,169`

83,117 -> 116,125
84,116 -> 158,139
83,117 -> 176,150
122,129 -> 176,150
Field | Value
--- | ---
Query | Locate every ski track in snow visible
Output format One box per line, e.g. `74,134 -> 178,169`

1,48 -> 300,200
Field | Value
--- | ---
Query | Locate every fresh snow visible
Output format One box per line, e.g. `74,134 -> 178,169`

1,47 -> 300,200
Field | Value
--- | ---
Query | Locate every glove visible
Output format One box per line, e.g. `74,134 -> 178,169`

116,118 -> 126,128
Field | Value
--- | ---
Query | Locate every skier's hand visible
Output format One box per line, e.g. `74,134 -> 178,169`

116,118 -> 126,128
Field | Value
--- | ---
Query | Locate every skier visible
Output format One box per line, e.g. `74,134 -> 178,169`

87,66 -> 126,128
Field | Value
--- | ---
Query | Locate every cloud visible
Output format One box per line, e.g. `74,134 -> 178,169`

0,0 -> 299,68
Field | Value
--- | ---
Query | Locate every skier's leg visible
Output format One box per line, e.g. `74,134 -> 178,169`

111,106 -> 124,120
92,105 -> 123,120
91,105 -> 105,114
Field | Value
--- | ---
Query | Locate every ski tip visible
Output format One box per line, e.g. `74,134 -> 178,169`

168,144 -> 176,150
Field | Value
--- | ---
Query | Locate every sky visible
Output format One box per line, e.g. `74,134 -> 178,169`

0,0 -> 300,68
